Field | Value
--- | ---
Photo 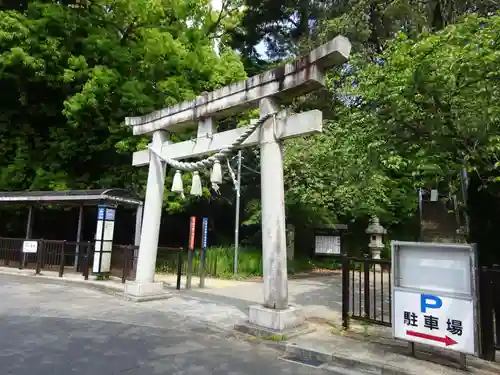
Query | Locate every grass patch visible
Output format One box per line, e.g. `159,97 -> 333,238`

95,273 -> 110,281
156,246 -> 262,279
288,258 -> 342,274
260,334 -> 287,341
155,246 -> 343,280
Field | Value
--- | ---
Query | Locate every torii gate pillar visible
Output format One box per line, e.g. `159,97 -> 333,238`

259,97 -> 288,310
124,36 -> 351,329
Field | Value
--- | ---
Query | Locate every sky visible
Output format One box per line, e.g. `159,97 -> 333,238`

255,41 -> 267,59
211,0 -> 268,59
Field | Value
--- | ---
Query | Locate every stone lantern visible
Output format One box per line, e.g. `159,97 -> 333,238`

366,216 -> 387,260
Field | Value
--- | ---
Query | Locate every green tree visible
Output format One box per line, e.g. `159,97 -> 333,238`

0,0 -> 246,213
231,0 -> 498,60
354,13 -> 500,194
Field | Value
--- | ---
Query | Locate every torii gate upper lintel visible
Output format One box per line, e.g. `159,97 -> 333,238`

125,35 -> 351,135
124,35 -> 351,333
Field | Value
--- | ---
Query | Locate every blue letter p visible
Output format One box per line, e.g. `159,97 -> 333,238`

421,294 -> 442,313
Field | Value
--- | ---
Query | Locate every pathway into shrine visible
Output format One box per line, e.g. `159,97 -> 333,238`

0,274 -> 350,375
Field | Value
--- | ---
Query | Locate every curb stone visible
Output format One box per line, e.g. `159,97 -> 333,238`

230,329 -> 412,374
283,343 -> 413,375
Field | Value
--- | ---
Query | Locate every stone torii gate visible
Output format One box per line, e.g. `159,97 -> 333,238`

124,35 -> 351,332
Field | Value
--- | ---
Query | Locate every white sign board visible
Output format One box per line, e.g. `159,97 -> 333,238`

96,220 -> 103,240
315,235 -> 341,255
92,241 -> 112,273
22,240 -> 38,253
93,206 -> 116,273
95,220 -> 115,242
391,241 -> 478,356
103,221 -> 115,241
393,290 -> 475,354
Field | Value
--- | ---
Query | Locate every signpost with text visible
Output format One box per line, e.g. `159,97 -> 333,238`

199,217 -> 209,288
186,216 -> 196,289
392,241 -> 479,359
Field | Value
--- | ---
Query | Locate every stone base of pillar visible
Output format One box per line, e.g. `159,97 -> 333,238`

123,281 -> 171,302
235,305 -> 312,339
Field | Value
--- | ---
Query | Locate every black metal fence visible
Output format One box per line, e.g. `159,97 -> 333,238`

341,255 -> 392,329
156,247 -> 219,278
0,237 -> 207,289
113,244 -> 192,287
0,237 -> 94,279
479,265 -> 500,361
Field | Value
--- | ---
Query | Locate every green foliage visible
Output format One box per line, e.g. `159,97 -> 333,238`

3,0 -> 500,253
226,1 -> 492,236
280,11 -> 499,236
355,14 -> 500,193
0,0 -> 246,211
232,0 -> 499,61
284,109 -> 417,226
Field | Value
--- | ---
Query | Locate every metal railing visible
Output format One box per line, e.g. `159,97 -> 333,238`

126,246 -> 209,289
0,237 -> 211,289
0,237 -> 94,279
0,237 -> 24,267
0,237 -> 131,282
112,245 -> 187,286
342,255 -> 392,329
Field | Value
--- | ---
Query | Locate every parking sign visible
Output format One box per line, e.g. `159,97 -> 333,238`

392,241 -> 478,355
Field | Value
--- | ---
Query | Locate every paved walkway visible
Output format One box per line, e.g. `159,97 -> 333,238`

165,273 -> 344,323
0,274 -> 339,375
0,267 -> 344,323
0,268 -> 498,375
0,267 -> 247,329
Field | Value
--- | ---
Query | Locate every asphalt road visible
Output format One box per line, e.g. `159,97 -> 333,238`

0,274 -> 344,375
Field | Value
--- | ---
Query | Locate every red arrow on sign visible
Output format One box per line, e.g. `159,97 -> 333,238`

406,330 -> 457,346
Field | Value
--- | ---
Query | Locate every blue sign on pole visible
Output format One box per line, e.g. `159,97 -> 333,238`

202,217 -> 208,249
105,208 -> 116,221
97,206 -> 105,220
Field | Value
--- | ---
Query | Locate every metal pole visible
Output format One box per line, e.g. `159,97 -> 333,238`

176,251 -> 183,290
22,206 -> 34,269
25,206 -> 33,239
74,204 -> 83,270
134,204 -> 144,247
59,241 -> 66,278
341,254 -> 350,330
234,150 -> 242,274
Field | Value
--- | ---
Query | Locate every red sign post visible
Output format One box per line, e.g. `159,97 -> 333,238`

186,216 -> 196,289
189,216 -> 196,250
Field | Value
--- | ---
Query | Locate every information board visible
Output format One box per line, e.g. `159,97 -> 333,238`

315,235 -> 341,255
22,240 -> 38,253
391,241 -> 478,356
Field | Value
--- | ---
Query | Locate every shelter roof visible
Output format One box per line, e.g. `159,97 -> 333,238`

0,189 -> 142,206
